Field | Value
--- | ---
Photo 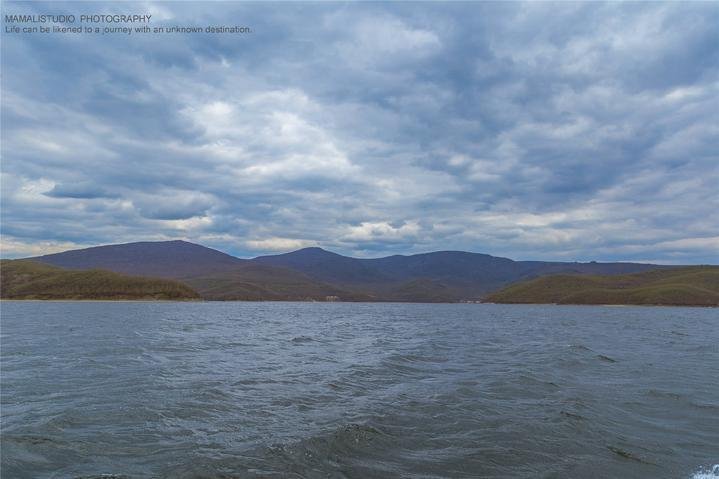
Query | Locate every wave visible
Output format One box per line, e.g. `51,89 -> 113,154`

290,335 -> 316,343
266,422 -> 389,461
692,465 -> 719,479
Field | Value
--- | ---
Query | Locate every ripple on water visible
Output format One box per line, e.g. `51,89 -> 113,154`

0,302 -> 717,479
290,335 -> 315,343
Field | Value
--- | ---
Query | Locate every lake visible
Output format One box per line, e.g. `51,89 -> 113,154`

1,302 -> 717,478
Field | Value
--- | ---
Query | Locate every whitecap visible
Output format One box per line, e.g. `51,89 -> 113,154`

691,464 -> 719,479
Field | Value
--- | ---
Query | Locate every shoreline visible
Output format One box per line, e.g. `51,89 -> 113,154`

1,299 -> 715,307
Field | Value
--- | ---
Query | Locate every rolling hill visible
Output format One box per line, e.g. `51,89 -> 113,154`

485,266 -> 719,306
183,263 -> 371,301
0,260 -> 200,300
20,240 -> 697,302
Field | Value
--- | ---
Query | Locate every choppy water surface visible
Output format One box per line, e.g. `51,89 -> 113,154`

1,302 -> 717,478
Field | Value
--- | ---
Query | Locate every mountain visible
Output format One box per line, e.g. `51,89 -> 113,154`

253,248 -> 670,300
30,241 -> 367,302
0,260 -> 200,300
32,240 -> 244,278
23,240 -> 682,302
252,247 -> 396,286
485,266 -> 719,306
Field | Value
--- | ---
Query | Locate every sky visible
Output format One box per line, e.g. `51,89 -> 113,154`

1,1 -> 718,263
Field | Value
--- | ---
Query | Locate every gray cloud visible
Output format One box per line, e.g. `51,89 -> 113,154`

1,1 -> 717,263
45,182 -> 116,199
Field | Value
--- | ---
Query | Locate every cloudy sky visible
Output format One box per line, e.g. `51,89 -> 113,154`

1,1 -> 718,263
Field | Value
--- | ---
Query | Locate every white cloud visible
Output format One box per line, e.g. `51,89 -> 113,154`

329,13 -> 441,67
245,237 -> 316,251
0,237 -> 87,258
342,221 -> 421,242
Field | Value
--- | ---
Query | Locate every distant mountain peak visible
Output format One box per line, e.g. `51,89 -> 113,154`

128,239 -> 201,247
31,239 -> 244,279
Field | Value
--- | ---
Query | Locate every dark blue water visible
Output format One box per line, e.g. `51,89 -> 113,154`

1,302 -> 717,478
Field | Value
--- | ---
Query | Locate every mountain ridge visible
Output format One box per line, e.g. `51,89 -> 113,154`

16,240 -> 688,302
253,246 -> 672,298
33,240 -> 245,279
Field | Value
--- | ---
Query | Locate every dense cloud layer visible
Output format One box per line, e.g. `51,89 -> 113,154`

1,1 -> 718,263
